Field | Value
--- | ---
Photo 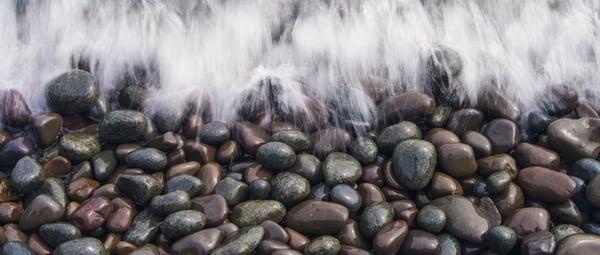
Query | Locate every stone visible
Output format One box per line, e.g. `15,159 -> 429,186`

116,174 -> 162,206
539,84 -> 578,116
161,210 -> 206,240
217,140 -> 240,164
349,137 -> 378,165
555,234 -> 600,255
0,241 -> 35,255
191,194 -> 229,227
424,128 -> 460,148
585,174 -> 600,207
125,148 -> 167,173
323,152 -> 362,185
377,121 -> 422,153
477,85 -> 521,121
379,92 -> 435,124
503,207 -> 550,237
462,131 -> 492,158
437,233 -> 461,255
233,122 -> 270,155
477,154 -> 518,178
0,137 -> 33,168
304,236 -> 340,255
312,128 -> 351,159
521,231 -> 556,255
164,175 -> 203,197
199,122 -> 230,145
485,226 -> 517,254
54,237 -> 107,255
149,191 -> 190,216
430,195 -> 491,243
392,139 -> 436,190
10,156 -> 45,194
58,134 -> 101,162
214,177 -> 248,206
427,172 -> 463,199
337,219 -> 368,249
482,119 -> 521,154
271,131 -> 312,153
285,201 -> 349,235
32,113 -> 63,147
446,108 -> 484,136
99,110 -> 148,143
123,209 -> 162,246
38,222 -> 82,248
552,224 -> 583,243
170,228 -> 224,255
19,194 -> 64,231
438,143 -> 478,178
416,205 -> 446,234
91,150 -> 116,181
43,156 -> 72,177
289,154 -> 322,184
331,184 -> 362,213
373,220 -> 408,255
211,226 -> 265,255
270,172 -> 310,206
256,142 -> 296,171
231,200 -> 286,227
512,143 -> 560,169
571,158 -> 600,183
400,230 -> 440,255
359,202 -> 394,239
46,70 -> 99,114
547,118 -> 600,161
516,167 -> 576,202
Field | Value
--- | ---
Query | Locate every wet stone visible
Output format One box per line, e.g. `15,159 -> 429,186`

46,70 -> 99,114
392,139 -> 436,191
379,92 -> 436,124
43,156 -> 72,177
446,108 -> 484,136
191,194 -> 229,227
571,158 -> 600,183
416,205 -> 446,234
230,200 -> 286,227
552,224 -> 583,243
211,226 -> 265,255
377,121 -> 422,154
424,128 -> 460,148
547,118 -> 600,161
124,209 -> 162,246
67,177 -> 99,202
161,210 -> 206,240
400,229 -> 440,255
477,85 -> 521,121
70,196 -> 113,231
289,154 -> 322,184
486,170 -> 511,194
10,156 -> 45,194
482,119 -> 521,154
170,228 -> 224,255
0,202 -> 22,223
359,201 -> 394,239
271,172 -> 310,206
54,237 -> 106,255
285,200 -> 349,235
438,143 -> 478,178
503,207 -> 550,237
586,174 -> 600,207
521,230 -> 556,255
214,177 -> 248,206
430,195 -> 491,243
323,152 -> 362,185
261,220 -> 289,243
59,134 -> 101,163
32,113 -> 63,147
200,122 -> 230,145
462,131 -> 492,158
164,175 -> 203,197
485,226 -> 517,254
116,174 -> 162,206
19,194 -> 65,232
555,234 -> 600,255
125,148 -> 167,173
149,191 -> 190,217
249,179 -> 271,199
517,166 -> 576,202
0,137 -> 33,168
271,131 -> 312,153
304,236 -> 340,255
38,222 -> 82,248
438,233 -> 461,255
331,184 -> 362,213
99,110 -> 148,144
349,137 -> 378,165
0,241 -> 35,255
512,143 -> 560,169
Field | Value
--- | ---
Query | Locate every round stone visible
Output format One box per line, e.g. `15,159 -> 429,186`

330,184 -> 362,213
54,237 -> 107,255
19,194 -> 64,232
59,134 -> 101,162
200,122 -> 230,145
360,202 -> 394,239
125,148 -> 167,172
249,179 -> 271,199
165,175 -> 204,197
161,210 -> 206,240
349,137 -> 378,165
149,191 -> 191,216
231,200 -> 286,227
285,201 -> 349,235
485,226 -> 517,254
430,195 -> 491,243
304,236 -> 340,255
1,242 -> 35,255
39,222 -> 82,248
377,121 -> 422,153
124,209 -> 163,246
99,110 -> 148,144
46,70 -> 99,114
271,172 -> 310,206
116,174 -> 162,206
487,170 -> 511,194
10,156 -> 45,194
256,142 -> 296,171
210,226 -> 265,255
214,177 -> 249,206
416,205 -> 446,234
392,139 -> 436,191
552,224 -> 583,243
271,131 -> 312,153
289,154 -> 322,184
323,152 -> 362,185
571,158 -> 600,183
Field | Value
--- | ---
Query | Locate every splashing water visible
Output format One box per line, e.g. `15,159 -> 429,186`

1,0 -> 599,126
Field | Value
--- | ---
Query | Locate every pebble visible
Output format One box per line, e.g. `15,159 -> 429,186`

10,156 -> 45,194
43,155 -> 72,177
0,202 -> 22,223
323,152 -> 362,185
200,122 -> 230,145
427,172 -> 463,199
438,143 -> 478,178
164,175 -> 203,197
249,179 -> 271,199
217,140 -> 240,164
516,166 -> 576,202
437,233 -> 461,255
191,194 -> 229,227
261,220 -> 289,243
19,194 -> 64,231
304,235 -> 340,255
0,241 -> 35,255
161,210 -> 206,240
99,110 -> 148,143
271,131 -> 312,153
359,201 -> 394,239
373,220 -> 408,255
91,150 -> 118,180
312,128 -> 351,158
214,177 -> 248,206
331,184 -> 362,213
149,191 -> 190,216
211,226 -> 265,255
257,239 -> 289,254
392,139 -> 436,190
416,205 -> 446,233
116,174 -> 162,206
285,200 -> 349,235
552,224 -> 583,243
45,70 -> 99,114
289,154 -> 322,184
462,131 -> 492,158
125,148 -> 167,173
231,200 -> 286,227
378,92 -> 435,124
547,118 -> 600,161
424,128 -> 460,148
32,113 -> 63,147
493,183 -> 525,217
482,119 -> 521,154
512,143 -> 560,169
376,121 -> 422,153
59,134 -> 101,162
118,86 -> 145,110
70,196 -> 113,231
0,137 -> 33,168
54,237 -> 107,255
337,219 -> 368,249
503,207 -> 550,237
477,86 -> 521,121
485,226 -> 517,254
586,174 -> 600,207
38,222 -> 82,248
571,158 -> 600,183
170,228 -> 224,255
233,122 -> 270,155
67,177 -> 99,202
271,172 -> 310,206
520,230 -> 556,255
123,209 -> 162,246
555,234 -> 600,255
446,108 -> 484,136
197,163 -> 222,195
430,195 -> 491,243
400,229 -> 440,255
349,137 -> 378,165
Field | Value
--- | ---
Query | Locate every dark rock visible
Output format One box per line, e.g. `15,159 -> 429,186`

552,224 -> 583,243
116,174 -> 162,206
482,119 -> 521,154
125,148 -> 167,173
200,122 -> 230,145
165,175 -> 203,197
477,85 -> 521,121
571,158 -> 600,183
438,143 -> 478,178
19,194 -> 64,232
271,131 -> 312,153
426,46 -> 465,106
271,172 -> 310,206
38,222 -> 81,248
149,191 -> 190,216
256,142 -> 296,171
400,229 -> 440,255
170,228 -> 224,255
118,85 -> 146,110
446,108 -> 484,136
10,156 -> 44,194
123,209 -> 163,246
547,118 -> 600,161
191,194 -> 229,227
161,210 -> 205,240
231,200 -> 286,227
485,226 -> 517,254
58,134 -> 101,162
520,231 -> 555,255
304,235 -> 340,255
416,205 -> 446,234
377,121 -> 422,154
32,113 -> 63,147
91,150 -> 116,181
233,122 -> 269,155
289,154 -> 322,184
349,137 -> 378,165
54,237 -> 106,255
430,195 -> 491,243
0,137 -> 32,168
379,92 -> 436,124
359,202 -> 394,239
392,139 -> 436,190
331,184 -> 362,213
99,110 -> 148,143
285,200 -> 349,235
539,84 -> 578,116
517,167 -> 576,202
46,70 -> 99,114
555,234 -> 600,255
503,207 -> 550,237
0,241 -> 35,255
311,128 -> 351,159
214,177 -> 248,206
323,152 -> 362,185
211,226 -> 265,255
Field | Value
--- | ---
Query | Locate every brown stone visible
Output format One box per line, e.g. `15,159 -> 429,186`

373,220 -> 408,255
217,140 -> 240,164
285,200 -> 349,235
516,167 -> 576,202
196,163 -> 223,195
285,227 -> 309,251
67,177 -> 100,202
427,172 -> 463,199
0,202 -> 21,223
512,143 -> 560,169
167,149 -> 186,167
0,89 -> 31,127
503,207 -> 550,237
233,122 -> 269,155
547,118 -> 600,161
183,140 -> 215,164
337,219 -> 369,249
191,194 -> 229,227
43,156 -> 72,177
446,108 -> 484,136
70,196 -> 114,231
170,228 -> 224,255
358,183 -> 386,208
576,102 -> 599,118
183,114 -> 203,139
19,194 -> 64,231
360,164 -> 384,188
116,241 -> 138,255
555,234 -> 600,255
492,183 -> 524,217
424,128 -> 460,148
244,164 -> 273,183
104,233 -> 121,254
261,220 -> 289,243
312,128 -> 351,159
391,200 -> 418,227
378,92 -> 435,124
338,245 -> 371,255
400,230 -> 439,255
438,143 -> 478,178
477,154 -> 518,178
0,179 -> 19,203
147,132 -> 179,152
166,161 -> 201,179
91,184 -> 120,200
482,119 -> 521,154
4,223 -> 28,242
28,233 -> 51,255
107,206 -> 135,233
462,131 -> 492,158
383,161 -> 404,190
116,144 -> 141,161
382,187 -> 409,201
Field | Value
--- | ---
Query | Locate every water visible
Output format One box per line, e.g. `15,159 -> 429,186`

1,0 -> 599,126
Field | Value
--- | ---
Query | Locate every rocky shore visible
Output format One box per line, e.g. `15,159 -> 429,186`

0,53 -> 599,254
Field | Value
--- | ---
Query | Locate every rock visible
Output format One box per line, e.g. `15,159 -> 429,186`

477,154 -> 518,178
261,220 -> 289,243
256,142 -> 296,171
91,150 -> 116,181
337,219 -> 368,249
516,167 -> 576,202
200,122 -> 230,145
424,128 -> 460,148
438,143 -> 478,178
256,239 -> 289,254
304,236 -> 340,255
191,194 -> 229,227
152,107 -> 188,133
493,183 -> 525,218
58,134 -> 101,162
161,210 -> 206,240
289,154 -> 322,184
170,228 -> 224,255
331,184 -> 362,213
477,85 -> 521,121
231,200 -> 286,227
165,175 -> 203,197
426,46 -> 464,106
271,131 -> 312,153
149,191 -> 190,216
54,237 -> 107,255
0,89 -> 31,127
486,170 -> 511,194
10,156 -> 44,194
431,106 -> 453,128
323,152 -> 362,185
38,222 -> 82,248
485,226 -> 517,254
118,85 -> 146,110
349,137 -> 378,165
116,174 -> 162,206
571,158 -> 600,183
217,140 -> 240,164
214,177 -> 248,206
392,139 -> 436,190
503,207 -> 550,237
99,110 -> 148,143
482,119 -> 521,154
196,163 -> 222,195
373,220 -> 408,255
271,172 -> 310,206
0,137 -> 33,168
360,202 -> 394,239
0,241 -> 35,255
125,148 -> 167,173
67,177 -> 98,202
70,196 -> 113,231
32,113 -> 63,147
400,230 -> 440,255
46,70 -> 99,114
585,174 -> 600,207
430,195 -> 491,243
377,121 -> 422,153
378,92 -> 436,124
549,200 -> 583,226
416,205 -> 446,234
124,209 -> 162,246
462,131 -> 492,158
427,172 -> 463,199
0,202 -> 22,223
19,194 -> 64,231
539,84 -> 578,116
528,111 -> 555,133
552,224 -> 583,243
312,128 -> 351,159
437,233 -> 461,255
555,234 -> 600,255
547,118 -> 600,161
521,230 -> 556,255
249,179 -> 271,199
446,109 -> 484,136
43,155 -> 72,177
512,143 -> 560,169
89,96 -> 110,121
211,226 -> 265,255
233,122 -> 269,155
285,201 -> 349,235
357,182 -> 385,207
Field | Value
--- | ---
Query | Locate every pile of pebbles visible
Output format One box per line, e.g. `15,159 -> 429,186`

0,62 -> 599,254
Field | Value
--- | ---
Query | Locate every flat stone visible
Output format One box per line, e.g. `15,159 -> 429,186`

230,200 -> 286,227
19,194 -> 64,232
123,209 -> 162,246
170,228 -> 224,255
58,134 -> 101,162
547,118 -> 600,161
516,167 -> 576,202
54,237 -> 107,255
430,195 -> 491,243
211,226 -> 265,255
285,200 -> 349,235
99,110 -> 148,144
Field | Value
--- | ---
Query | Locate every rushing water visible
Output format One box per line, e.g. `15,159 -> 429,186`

1,0 -> 599,125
